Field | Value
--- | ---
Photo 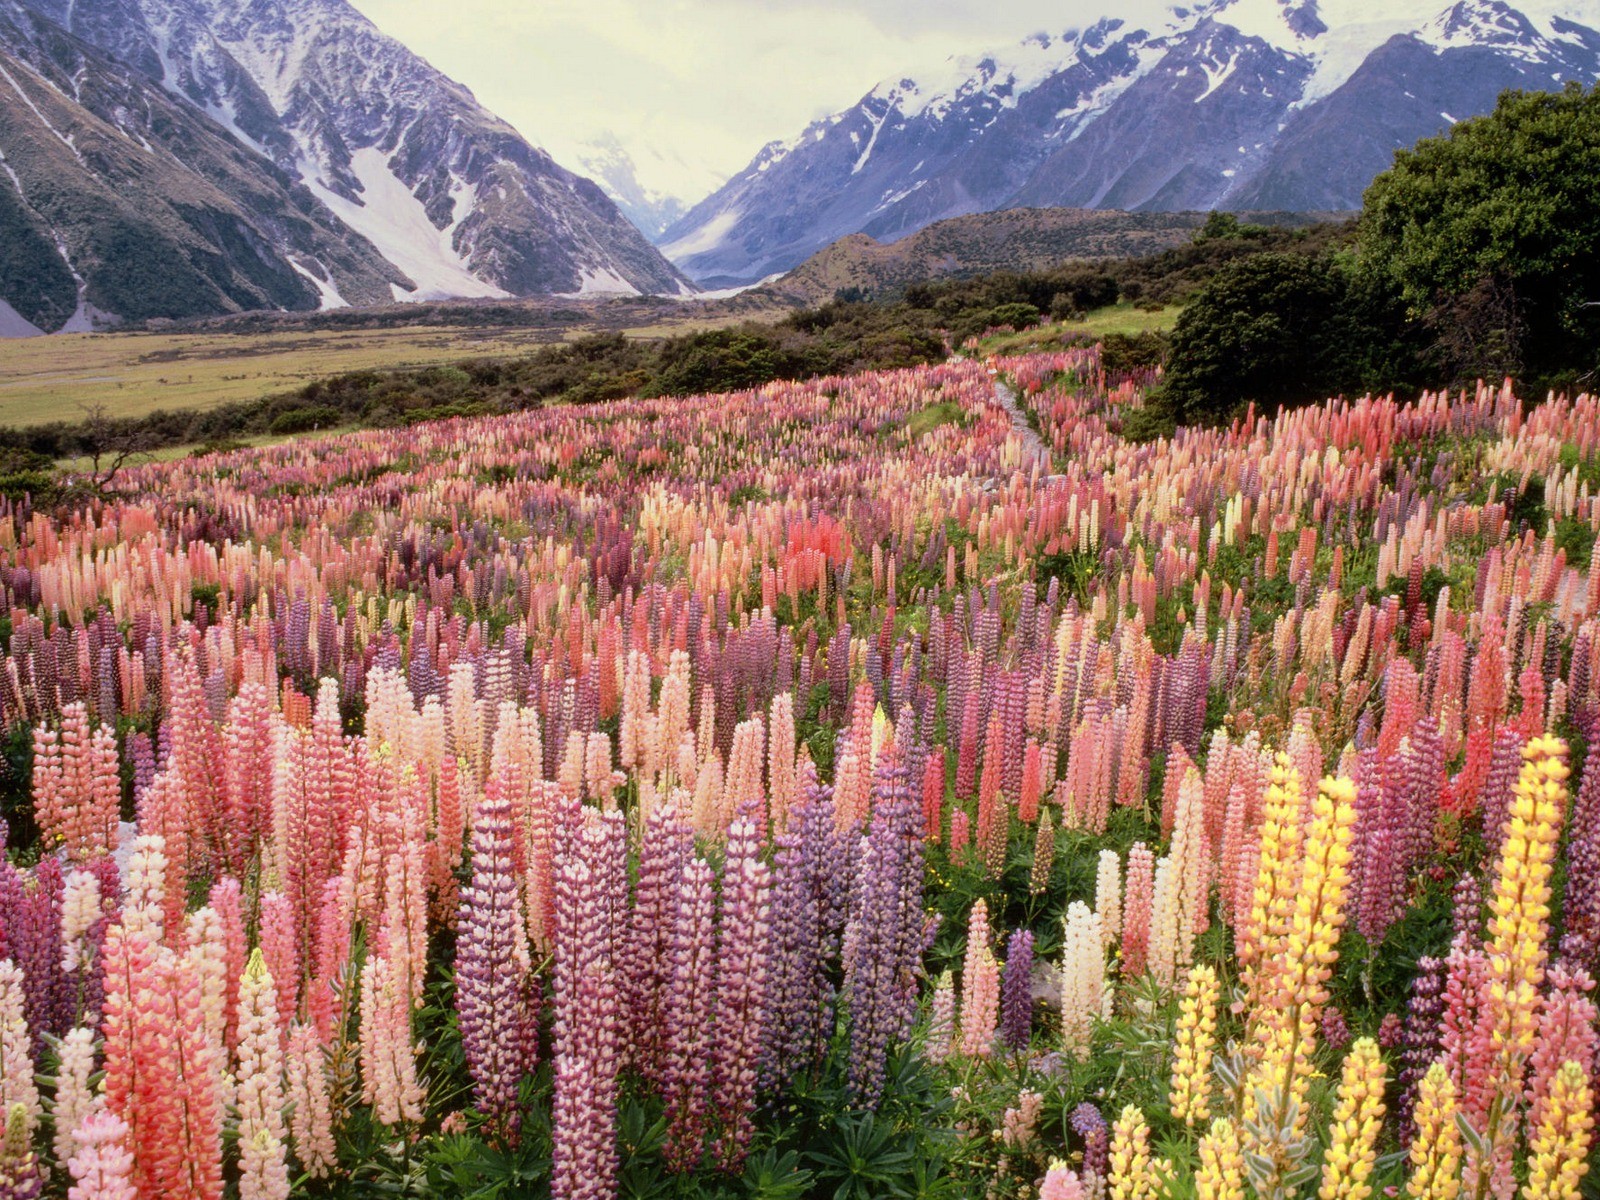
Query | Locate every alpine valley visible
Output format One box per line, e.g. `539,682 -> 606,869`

661,0 -> 1600,285
0,0 -> 690,334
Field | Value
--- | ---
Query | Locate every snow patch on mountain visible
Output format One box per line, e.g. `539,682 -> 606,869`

661,207 -> 743,262
568,265 -> 641,296
0,297 -> 45,338
289,258 -> 349,310
306,147 -> 508,301
870,32 -> 1083,123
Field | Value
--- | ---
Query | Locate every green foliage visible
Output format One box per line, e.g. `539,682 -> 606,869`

1160,253 -> 1358,425
270,405 -> 342,435
0,723 -> 35,856
1099,331 -> 1170,378
1193,211 -> 1270,243
0,184 -> 77,332
0,446 -> 60,503
1554,516 -> 1597,569
903,403 -> 969,439
1360,82 -> 1600,387
987,302 -> 1042,331
649,328 -> 816,397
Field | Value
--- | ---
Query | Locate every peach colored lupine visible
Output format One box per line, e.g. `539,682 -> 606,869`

235,951 -> 289,1200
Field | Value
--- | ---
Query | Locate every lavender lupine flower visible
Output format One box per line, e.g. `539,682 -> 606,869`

1400,722 -> 1444,870
1395,954 -> 1447,1142
842,750 -> 931,1102
1356,738 -> 1438,947
623,812 -> 692,1084
552,808 -> 625,1200
2,861 -> 69,1055
1560,740 -> 1600,970
711,807 -> 771,1171
1069,1102 -> 1109,1177
1321,1005 -> 1351,1052
454,778 -> 538,1145
999,928 -> 1035,1051
1447,873 -> 1480,949
762,780 -> 849,1085
661,856 -> 717,1173
1477,729 -> 1526,858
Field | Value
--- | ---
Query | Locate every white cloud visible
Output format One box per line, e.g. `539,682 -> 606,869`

348,1 -> 1118,207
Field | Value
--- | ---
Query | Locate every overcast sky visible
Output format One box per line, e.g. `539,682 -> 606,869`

349,1 -> 1099,201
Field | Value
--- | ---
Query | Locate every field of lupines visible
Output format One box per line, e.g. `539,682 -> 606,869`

0,346 -> 1597,1200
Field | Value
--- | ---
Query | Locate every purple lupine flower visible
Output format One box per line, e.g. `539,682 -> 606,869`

1478,729 -> 1526,860
711,807 -> 771,1170
454,777 -> 539,1144
624,811 -> 692,1084
999,928 -> 1035,1051
1560,740 -> 1600,971
1448,874 -> 1480,949
763,777 -> 849,1086
1395,954 -> 1447,1142
1321,1005 -> 1351,1052
3,860 -> 70,1055
125,731 -> 155,809
552,807 -> 625,1200
1069,1102 -> 1109,1177
661,856 -> 717,1172
842,749 -> 929,1102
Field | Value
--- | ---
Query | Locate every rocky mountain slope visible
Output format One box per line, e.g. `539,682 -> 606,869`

662,0 -> 1600,285
0,0 -> 411,333
0,0 -> 690,332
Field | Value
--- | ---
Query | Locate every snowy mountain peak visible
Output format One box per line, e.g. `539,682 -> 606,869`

660,0 -> 1600,286
6,0 -> 692,305
563,133 -> 727,242
1419,0 -> 1545,49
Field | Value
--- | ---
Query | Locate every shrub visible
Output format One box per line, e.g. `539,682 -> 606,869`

269,405 -> 342,435
1161,253 -> 1356,425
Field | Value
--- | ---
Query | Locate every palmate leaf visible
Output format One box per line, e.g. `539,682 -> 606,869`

740,1148 -> 817,1200
805,1111 -> 919,1200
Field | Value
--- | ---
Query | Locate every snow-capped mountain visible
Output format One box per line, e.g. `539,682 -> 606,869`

567,134 -> 727,242
0,0 -> 690,330
662,0 -> 1600,286
0,0 -> 408,333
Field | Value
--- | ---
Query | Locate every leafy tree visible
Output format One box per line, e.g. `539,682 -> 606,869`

650,328 -> 818,397
1360,82 -> 1600,386
1159,253 -> 1355,424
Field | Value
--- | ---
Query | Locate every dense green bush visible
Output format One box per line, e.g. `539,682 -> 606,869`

1361,82 -> 1600,388
269,404 -> 342,434
1159,253 -> 1357,424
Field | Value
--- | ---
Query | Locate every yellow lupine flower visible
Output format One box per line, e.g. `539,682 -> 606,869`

1485,737 -> 1566,1071
1318,1038 -> 1388,1200
1196,1117 -> 1245,1200
1109,1105 -> 1153,1200
1244,775 -> 1357,1136
1170,963 -> 1220,1125
1523,1061 -> 1594,1200
1238,755 -> 1304,1012
1464,736 -> 1570,1200
1406,1064 -> 1462,1200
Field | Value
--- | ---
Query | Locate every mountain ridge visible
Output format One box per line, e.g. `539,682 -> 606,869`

662,0 -> 1600,285
0,0 -> 692,332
